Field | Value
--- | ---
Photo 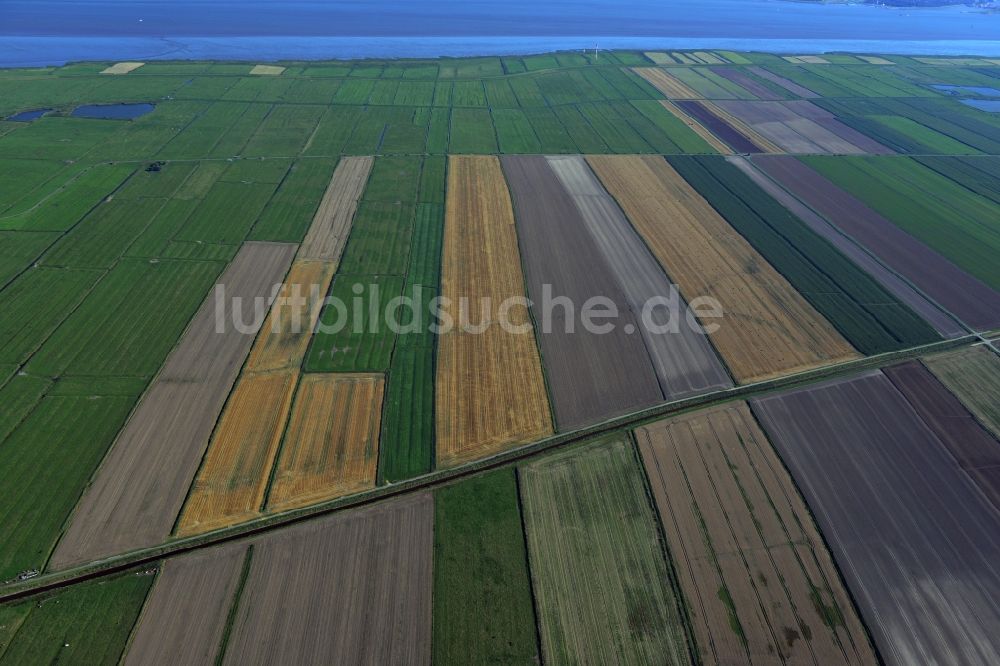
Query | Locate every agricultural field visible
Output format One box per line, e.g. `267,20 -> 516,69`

435,155 -> 552,465
5,49 -> 1000,663
636,403 -> 876,664
519,437 -> 691,664
923,345 -> 1000,438
755,155 -> 1000,331
588,154 -> 858,383
752,372 -> 1000,665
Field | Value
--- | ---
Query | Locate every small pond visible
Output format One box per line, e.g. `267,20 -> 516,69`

70,103 -> 155,120
7,108 -> 52,121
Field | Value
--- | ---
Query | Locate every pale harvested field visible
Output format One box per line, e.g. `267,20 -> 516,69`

924,346 -> 1000,439
298,156 -> 373,262
176,370 -> 299,535
660,100 -> 733,154
545,155 -> 733,400
249,64 -> 285,76
520,437 -> 691,664
588,155 -> 857,383
859,56 -> 894,65
50,242 -> 297,570
100,62 -> 144,75
266,373 -> 384,511
632,67 -> 702,99
246,260 -> 337,372
123,542 -> 248,666
223,494 -> 433,665
436,156 -> 552,466
637,403 -> 877,665
644,52 -> 675,64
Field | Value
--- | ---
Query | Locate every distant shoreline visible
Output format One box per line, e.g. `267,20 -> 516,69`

3,37 -> 1000,68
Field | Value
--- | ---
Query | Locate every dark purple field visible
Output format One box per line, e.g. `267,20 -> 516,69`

885,360 -> 1000,509
755,155 -> 1000,331
752,372 -> 1000,666
714,67 -> 782,99
676,100 -> 764,153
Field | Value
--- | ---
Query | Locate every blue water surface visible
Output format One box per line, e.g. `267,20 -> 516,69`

7,109 -> 51,121
2,0 -> 1000,65
71,103 -> 155,120
962,99 -> 1000,111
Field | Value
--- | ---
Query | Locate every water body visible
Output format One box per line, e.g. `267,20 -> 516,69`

71,103 -> 155,120
7,108 -> 51,121
932,84 -> 1000,97
962,99 -> 1000,111
1,0 -> 999,66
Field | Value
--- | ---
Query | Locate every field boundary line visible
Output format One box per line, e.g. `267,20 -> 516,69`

0,334 -> 975,602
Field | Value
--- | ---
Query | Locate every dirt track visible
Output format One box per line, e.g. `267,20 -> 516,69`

502,155 -> 663,429
49,242 -> 297,570
222,494 -> 433,665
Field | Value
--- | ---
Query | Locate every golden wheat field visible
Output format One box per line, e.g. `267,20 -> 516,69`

588,155 -> 857,382
176,370 -> 300,536
266,373 -> 385,511
436,155 -> 553,466
246,260 -> 337,373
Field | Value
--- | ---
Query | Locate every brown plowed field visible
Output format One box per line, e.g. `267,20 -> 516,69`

266,373 -> 384,511
246,260 -> 337,372
176,370 -> 299,536
588,155 -> 857,383
637,403 -> 877,665
49,242 -> 297,570
123,542 -> 248,666
297,156 -> 373,263
222,494 -> 433,665
632,67 -> 702,99
660,101 -> 733,154
502,155 -> 663,429
436,156 -> 552,466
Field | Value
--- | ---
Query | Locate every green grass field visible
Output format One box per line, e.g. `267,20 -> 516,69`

0,572 -> 152,664
519,436 -> 691,665
432,470 -> 539,664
